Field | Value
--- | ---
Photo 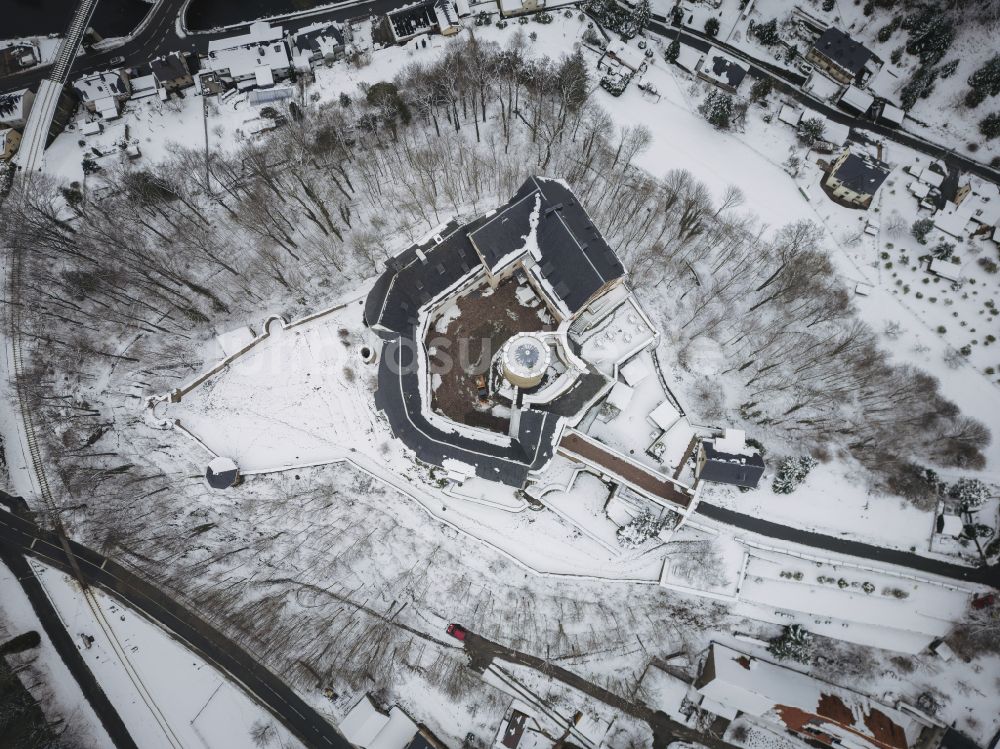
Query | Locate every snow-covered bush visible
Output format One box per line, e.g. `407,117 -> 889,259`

797,117 -> 825,145
911,218 -> 934,244
947,478 -> 991,510
771,456 -> 817,494
980,113 -> 1000,140
665,39 -> 680,63
751,18 -> 780,47
768,624 -> 813,663
699,89 -> 744,131
616,510 -> 664,548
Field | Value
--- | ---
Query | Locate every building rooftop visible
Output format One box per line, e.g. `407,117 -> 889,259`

831,152 -> 891,196
150,53 -> 189,83
697,643 -> 921,749
811,27 -> 875,77
700,47 -> 748,90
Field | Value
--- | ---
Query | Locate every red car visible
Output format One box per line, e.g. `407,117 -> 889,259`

446,623 -> 467,641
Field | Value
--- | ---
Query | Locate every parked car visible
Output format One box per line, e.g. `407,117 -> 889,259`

446,623 -> 467,641
109,55 -> 125,66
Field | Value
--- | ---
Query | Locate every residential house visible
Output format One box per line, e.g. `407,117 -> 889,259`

806,27 -> 880,85
824,150 -> 891,208
696,46 -> 749,94
605,40 -> 647,75
0,88 -> 35,129
1,127 -> 22,161
338,695 -> 444,749
73,71 -> 131,119
498,0 -> 544,17
695,643 -> 927,749
290,22 -> 345,72
432,0 -> 461,35
695,429 -> 765,489
204,22 -> 290,87
932,176 -> 1000,238
150,52 -> 193,93
382,1 -> 460,43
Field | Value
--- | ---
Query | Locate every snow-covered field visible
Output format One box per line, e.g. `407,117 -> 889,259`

0,558 -> 113,748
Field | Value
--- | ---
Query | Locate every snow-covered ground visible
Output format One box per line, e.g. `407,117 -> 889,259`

14,8 -> 1000,746
28,560 -> 303,749
0,559 -> 113,748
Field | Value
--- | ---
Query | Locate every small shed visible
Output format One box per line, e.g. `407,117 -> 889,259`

839,85 -> 874,114
206,456 -> 239,489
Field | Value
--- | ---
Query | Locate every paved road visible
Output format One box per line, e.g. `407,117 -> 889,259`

0,542 -> 138,749
0,0 -> 404,95
0,499 -> 352,749
464,631 -> 733,749
645,19 -> 1000,185
697,501 -> 1000,589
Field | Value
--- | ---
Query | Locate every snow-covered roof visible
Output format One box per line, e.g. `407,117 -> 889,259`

698,46 -> 748,90
962,178 -> 1000,226
822,119 -> 850,146
879,103 -> 904,125
499,0 -> 525,13
804,71 -> 842,102
80,120 -> 102,136
917,167 -> 944,189
619,356 -> 651,386
206,41 -> 289,80
606,381 -> 634,410
675,43 -> 702,72
926,257 -> 961,283
908,181 -> 930,199
73,71 -> 128,103
696,643 -> 922,749
648,400 -> 680,431
95,96 -> 120,120
933,202 -> 969,238
713,428 -> 749,455
778,104 -> 802,126
338,697 -> 418,749
130,73 -> 159,98
254,65 -> 274,87
208,21 -> 283,53
839,85 -> 873,113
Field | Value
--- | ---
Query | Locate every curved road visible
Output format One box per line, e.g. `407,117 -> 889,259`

0,502 -> 352,749
697,501 -> 1000,589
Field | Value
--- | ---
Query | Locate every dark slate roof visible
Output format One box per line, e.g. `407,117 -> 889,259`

374,337 -> 560,486
537,370 -> 610,418
206,465 -> 238,489
831,152 -> 891,195
811,27 -> 874,76
709,53 -> 747,89
700,440 -> 765,489
150,53 -> 188,82
293,24 -> 345,55
469,177 -> 625,313
362,177 -> 625,487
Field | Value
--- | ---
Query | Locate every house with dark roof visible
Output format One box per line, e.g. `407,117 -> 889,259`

695,429 -> 764,489
290,21 -> 345,71
150,52 -> 193,93
806,27 -> 880,85
466,177 -> 626,321
824,150 -> 891,208
696,47 -> 749,94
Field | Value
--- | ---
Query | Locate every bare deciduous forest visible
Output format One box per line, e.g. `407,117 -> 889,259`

0,30 -> 992,730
